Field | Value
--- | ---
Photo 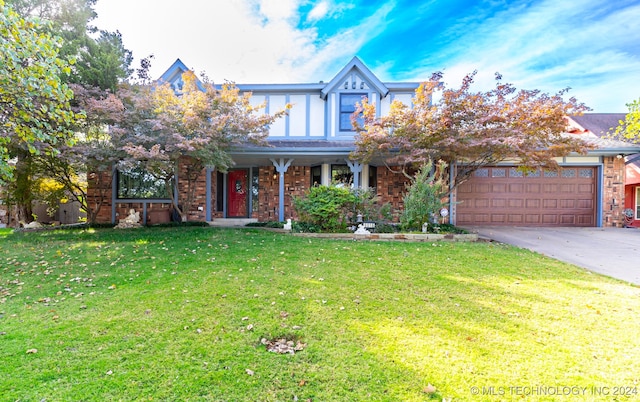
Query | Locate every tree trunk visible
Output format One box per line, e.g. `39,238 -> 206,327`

14,152 -> 35,224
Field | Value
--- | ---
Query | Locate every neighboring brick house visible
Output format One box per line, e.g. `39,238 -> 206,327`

88,57 -> 640,228
567,113 -> 640,227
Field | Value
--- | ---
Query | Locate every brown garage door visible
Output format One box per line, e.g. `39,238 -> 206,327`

456,166 -> 597,226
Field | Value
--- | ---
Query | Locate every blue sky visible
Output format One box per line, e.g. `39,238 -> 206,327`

94,0 -> 640,112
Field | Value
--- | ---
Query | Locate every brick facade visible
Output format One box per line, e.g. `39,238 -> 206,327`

602,156 -> 627,227
375,168 -> 411,219
256,165 -> 311,221
87,158 -> 627,227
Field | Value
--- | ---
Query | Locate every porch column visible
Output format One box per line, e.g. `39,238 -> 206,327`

270,158 -> 294,222
346,159 -> 363,188
205,167 -> 213,221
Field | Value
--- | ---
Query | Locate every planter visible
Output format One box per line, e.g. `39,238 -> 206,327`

147,208 -> 171,224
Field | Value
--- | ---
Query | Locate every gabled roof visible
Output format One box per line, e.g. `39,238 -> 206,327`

158,58 -> 191,84
320,56 -> 389,100
157,58 -> 205,91
569,113 -> 626,137
566,113 -> 640,155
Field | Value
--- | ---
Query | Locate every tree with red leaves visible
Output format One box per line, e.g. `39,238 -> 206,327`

353,71 -> 592,193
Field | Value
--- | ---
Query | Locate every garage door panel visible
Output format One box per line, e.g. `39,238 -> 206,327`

492,184 -> 507,192
526,183 -> 541,192
525,215 -> 541,224
492,199 -> 506,208
560,215 -> 576,225
578,184 -> 593,193
560,200 -> 575,208
456,166 -> 596,227
508,214 -> 523,223
577,199 -> 593,209
526,199 -> 540,208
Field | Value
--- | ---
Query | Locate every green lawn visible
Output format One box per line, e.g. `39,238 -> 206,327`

1,227 -> 638,401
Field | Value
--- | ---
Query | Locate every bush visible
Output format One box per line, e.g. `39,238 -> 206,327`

351,188 -> 394,223
401,160 -> 448,231
292,186 -> 356,232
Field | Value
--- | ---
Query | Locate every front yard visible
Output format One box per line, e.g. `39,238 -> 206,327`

1,227 -> 638,401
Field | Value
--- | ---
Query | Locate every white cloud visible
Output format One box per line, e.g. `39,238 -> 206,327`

307,1 -> 329,22
405,0 -> 640,111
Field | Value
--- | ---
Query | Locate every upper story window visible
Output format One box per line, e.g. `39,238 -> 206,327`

339,93 -> 366,131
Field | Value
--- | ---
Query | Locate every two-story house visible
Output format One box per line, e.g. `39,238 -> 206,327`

89,57 -> 640,228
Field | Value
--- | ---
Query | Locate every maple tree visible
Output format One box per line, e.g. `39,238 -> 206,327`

352,71 -> 592,193
117,71 -> 289,222
610,99 -> 640,143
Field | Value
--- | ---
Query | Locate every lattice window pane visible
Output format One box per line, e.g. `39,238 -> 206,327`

526,169 -> 540,177
544,170 -> 559,178
562,169 -> 576,178
492,168 -> 506,177
475,168 -> 489,177
510,168 -> 523,177
579,168 -> 593,178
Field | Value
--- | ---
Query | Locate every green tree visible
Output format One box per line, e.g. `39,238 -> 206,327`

400,160 -> 448,230
6,0 -> 132,91
3,0 -> 132,224
0,0 -> 79,182
611,99 -> 640,143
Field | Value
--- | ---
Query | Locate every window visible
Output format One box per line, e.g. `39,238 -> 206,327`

368,166 -> 377,192
216,171 -> 224,212
636,187 -> 640,219
331,164 -> 353,187
311,165 -> 322,187
251,167 -> 259,213
117,166 -> 171,199
339,93 -> 366,131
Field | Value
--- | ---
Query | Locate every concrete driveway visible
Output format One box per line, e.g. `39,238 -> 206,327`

463,226 -> 640,285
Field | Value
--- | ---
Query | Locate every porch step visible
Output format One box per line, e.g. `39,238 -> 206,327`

208,218 -> 258,227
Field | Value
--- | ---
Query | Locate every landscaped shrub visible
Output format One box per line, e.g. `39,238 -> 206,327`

351,187 -> 394,223
401,160 -> 448,231
292,185 -> 356,232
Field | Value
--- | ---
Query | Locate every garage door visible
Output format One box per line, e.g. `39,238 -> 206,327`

456,166 -> 597,226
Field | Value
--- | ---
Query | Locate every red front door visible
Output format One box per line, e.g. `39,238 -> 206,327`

227,169 -> 248,217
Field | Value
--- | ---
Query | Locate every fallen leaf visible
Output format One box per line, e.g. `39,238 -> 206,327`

106,370 -> 113,375
423,384 -> 437,394
245,369 -> 254,376
26,349 -> 38,354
